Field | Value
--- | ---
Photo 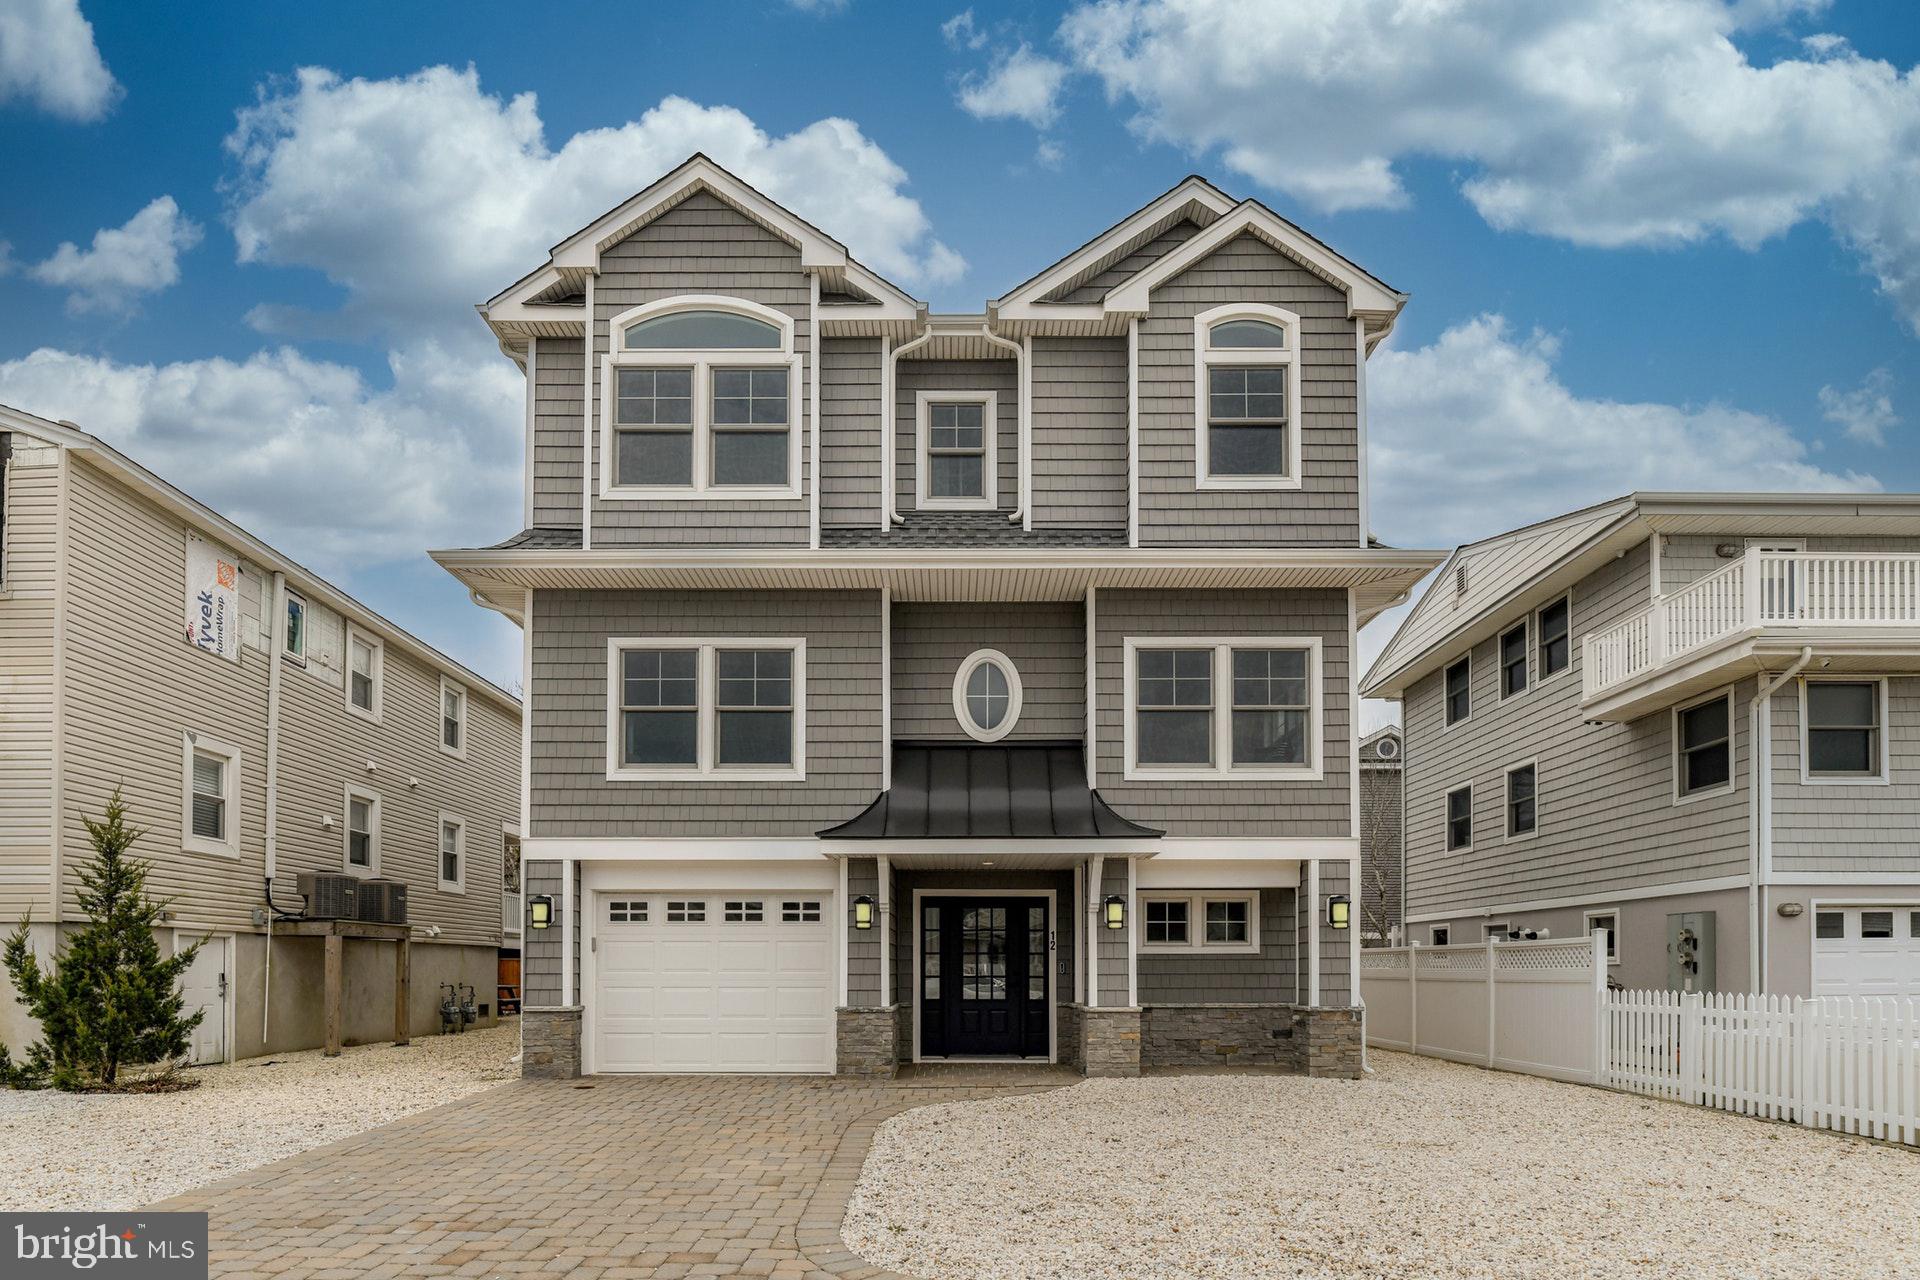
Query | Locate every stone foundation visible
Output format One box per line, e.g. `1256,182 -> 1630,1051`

1142,1003 -> 1295,1068
1292,1005 -> 1364,1079
836,1006 -> 899,1076
521,1006 -> 582,1079
1080,1006 -> 1142,1077
1058,1002 -> 1084,1071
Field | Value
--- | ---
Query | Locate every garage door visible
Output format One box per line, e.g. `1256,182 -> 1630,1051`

1813,906 -> 1920,997
594,894 -> 833,1073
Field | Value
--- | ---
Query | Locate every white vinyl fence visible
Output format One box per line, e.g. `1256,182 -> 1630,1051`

1363,940 -> 1920,1145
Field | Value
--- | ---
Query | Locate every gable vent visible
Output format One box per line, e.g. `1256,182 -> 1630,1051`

1454,565 -> 1469,597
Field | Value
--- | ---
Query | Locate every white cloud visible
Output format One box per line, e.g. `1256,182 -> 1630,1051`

1057,0 -> 1920,330
1818,367 -> 1899,446
0,0 -> 118,121
29,196 -> 202,315
957,44 -> 1070,130
224,66 -> 963,347
784,0 -> 849,11
0,344 -> 520,571
1367,315 -> 1877,551
942,10 -> 989,51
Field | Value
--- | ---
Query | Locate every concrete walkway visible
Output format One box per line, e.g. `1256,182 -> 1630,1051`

152,1071 -> 1067,1279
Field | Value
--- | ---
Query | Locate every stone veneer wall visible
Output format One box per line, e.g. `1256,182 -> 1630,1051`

522,1006 -> 582,1079
1058,1002 -> 1084,1071
1141,1004 -> 1294,1068
837,1007 -> 898,1076
1292,1006 -> 1363,1079
1081,1006 -> 1142,1077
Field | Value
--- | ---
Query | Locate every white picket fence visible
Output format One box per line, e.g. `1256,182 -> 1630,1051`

1362,938 -> 1920,1145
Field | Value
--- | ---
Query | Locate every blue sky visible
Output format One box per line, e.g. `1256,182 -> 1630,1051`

1,0 -> 1915,706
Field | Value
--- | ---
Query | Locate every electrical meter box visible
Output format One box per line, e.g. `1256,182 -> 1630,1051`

1666,911 -> 1717,992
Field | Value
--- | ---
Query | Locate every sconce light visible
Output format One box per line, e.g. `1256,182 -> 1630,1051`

852,895 -> 875,930
1103,895 -> 1126,930
1328,895 -> 1351,931
1777,901 -> 1805,918
527,895 -> 553,930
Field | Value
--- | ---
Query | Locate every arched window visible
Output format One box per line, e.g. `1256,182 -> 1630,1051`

1207,318 -> 1287,349
953,649 -> 1023,742
623,310 -> 782,350
1192,303 -> 1301,491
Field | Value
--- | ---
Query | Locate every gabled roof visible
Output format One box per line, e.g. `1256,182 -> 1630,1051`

0,403 -> 519,711
992,175 -> 1236,311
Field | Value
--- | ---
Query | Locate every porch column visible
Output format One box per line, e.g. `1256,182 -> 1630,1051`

877,855 -> 893,1008
1086,854 -> 1104,1007
1306,860 -> 1321,1006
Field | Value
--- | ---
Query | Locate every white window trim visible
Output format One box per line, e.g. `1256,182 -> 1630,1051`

437,811 -> 466,894
1445,783 -> 1474,854
1442,653 -> 1473,731
1497,618 -> 1530,701
1192,303 -> 1302,490
952,647 -> 1022,742
344,623 -> 384,724
1429,924 -> 1452,947
1482,920 -> 1513,941
598,296 -> 802,502
1584,908 -> 1622,965
1504,757 -> 1539,841
1121,635 -> 1323,782
438,675 -> 469,761
181,731 -> 241,859
915,391 -> 998,511
605,637 -> 808,782
284,590 -> 308,667
1532,590 -> 1574,687
1671,685 -> 1737,805
1799,675 -> 1891,786
1134,891 -> 1260,955
342,784 -> 381,878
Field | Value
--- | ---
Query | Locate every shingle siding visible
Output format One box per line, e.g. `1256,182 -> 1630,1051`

890,602 -> 1083,741
1138,887 -> 1295,1002
531,337 -> 584,530
894,359 -> 1019,517
1771,675 -> 1920,875
1030,336 -> 1128,531
819,337 -> 883,530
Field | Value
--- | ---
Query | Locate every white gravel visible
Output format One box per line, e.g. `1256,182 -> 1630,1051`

0,1023 -> 517,1211
845,1051 -> 1920,1280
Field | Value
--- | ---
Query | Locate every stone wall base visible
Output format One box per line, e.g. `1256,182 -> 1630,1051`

1058,1002 -> 1084,1072
1292,1005 -> 1364,1079
1080,1006 -> 1142,1077
1142,1004 -> 1295,1068
521,1006 -> 582,1079
836,1006 -> 899,1076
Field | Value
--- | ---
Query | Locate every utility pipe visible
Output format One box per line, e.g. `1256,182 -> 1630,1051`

882,327 -> 936,528
1749,646 -> 1813,993
263,571 -> 287,1046
975,326 -> 1027,527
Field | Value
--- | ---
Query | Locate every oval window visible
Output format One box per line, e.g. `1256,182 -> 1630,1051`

1374,736 -> 1399,760
952,649 -> 1023,742
623,309 -> 783,350
1208,318 -> 1287,349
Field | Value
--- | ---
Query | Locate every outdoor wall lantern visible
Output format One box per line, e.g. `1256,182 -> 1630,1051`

1328,895 -> 1352,930
528,895 -> 553,930
852,895 -> 875,930
1777,901 -> 1805,918
1104,895 -> 1126,930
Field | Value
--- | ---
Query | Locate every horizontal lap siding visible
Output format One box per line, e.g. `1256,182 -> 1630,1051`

1401,547 -> 1752,920
890,602 -> 1083,741
1138,887 -> 1295,1002
529,589 -> 883,836
820,337 -> 882,529
1094,589 -> 1352,836
894,359 -> 1018,517
589,192 -> 810,546
532,338 -> 584,530
1030,337 -> 1127,531
1664,533 -> 1920,592
1771,676 -> 1920,875
1137,235 -> 1359,547
0,445 -> 58,917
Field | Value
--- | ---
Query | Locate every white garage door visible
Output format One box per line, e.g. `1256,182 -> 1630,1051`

593,894 -> 833,1073
1813,906 -> 1920,997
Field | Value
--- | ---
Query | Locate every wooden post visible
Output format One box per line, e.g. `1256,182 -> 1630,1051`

323,931 -> 343,1057
394,934 -> 411,1047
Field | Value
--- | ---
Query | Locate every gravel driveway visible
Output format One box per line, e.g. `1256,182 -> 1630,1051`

0,1023 -> 516,1211
846,1050 -> 1920,1280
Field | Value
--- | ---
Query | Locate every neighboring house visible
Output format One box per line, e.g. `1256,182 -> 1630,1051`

0,405 -> 522,1063
1358,725 -> 1403,945
433,155 -> 1441,1079
1362,493 -> 1920,999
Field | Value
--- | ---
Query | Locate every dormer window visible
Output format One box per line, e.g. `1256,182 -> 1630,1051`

602,296 -> 802,500
1192,304 -> 1300,490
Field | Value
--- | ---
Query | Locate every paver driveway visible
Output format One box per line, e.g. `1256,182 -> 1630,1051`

153,1069 -> 1064,1279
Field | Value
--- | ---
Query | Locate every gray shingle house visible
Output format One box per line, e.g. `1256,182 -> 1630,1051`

435,156 -> 1440,1078
1362,494 -> 1920,999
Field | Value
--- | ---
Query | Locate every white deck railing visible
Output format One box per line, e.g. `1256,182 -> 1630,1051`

1583,550 -> 1920,699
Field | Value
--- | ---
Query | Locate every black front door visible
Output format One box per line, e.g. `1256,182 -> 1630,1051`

920,897 -> 1049,1059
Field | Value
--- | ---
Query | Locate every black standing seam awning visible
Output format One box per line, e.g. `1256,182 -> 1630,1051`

816,741 -> 1163,840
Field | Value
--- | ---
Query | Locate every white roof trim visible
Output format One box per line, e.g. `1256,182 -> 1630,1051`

994,176 -> 1236,315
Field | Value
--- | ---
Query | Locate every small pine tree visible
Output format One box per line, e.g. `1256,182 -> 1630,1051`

2,791 -> 205,1089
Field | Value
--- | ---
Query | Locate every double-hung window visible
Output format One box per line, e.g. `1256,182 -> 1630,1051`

1536,595 -> 1571,678
1125,637 -> 1321,780
916,393 -> 997,509
1803,679 -> 1887,782
1446,785 -> 1473,851
1193,304 -> 1300,488
1506,763 -> 1537,837
1137,893 -> 1259,954
440,677 -> 468,758
284,591 -> 307,665
1500,622 -> 1528,697
602,300 -> 801,498
1674,689 -> 1733,800
182,733 -> 240,858
346,625 -> 383,721
437,814 -> 465,893
609,638 -> 805,780
1444,657 -> 1471,726
344,787 -> 379,875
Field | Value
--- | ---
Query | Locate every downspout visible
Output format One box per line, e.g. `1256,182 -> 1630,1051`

883,326 -> 935,528
976,326 -> 1026,527
1750,646 -> 1812,993
263,571 -> 287,1047
809,275 -> 821,549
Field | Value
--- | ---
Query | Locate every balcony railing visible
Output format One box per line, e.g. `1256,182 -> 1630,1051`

503,891 -> 522,939
1583,551 -> 1920,700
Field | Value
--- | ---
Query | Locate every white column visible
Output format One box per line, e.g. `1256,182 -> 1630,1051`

581,276 -> 594,551
1072,860 -> 1086,1004
837,856 -> 850,1008
877,855 -> 893,1008
561,857 -> 576,1005
1087,854 -> 1105,1007
1126,856 -> 1139,1007
1306,860 -> 1321,1007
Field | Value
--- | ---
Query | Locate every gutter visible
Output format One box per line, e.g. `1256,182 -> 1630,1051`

882,326 -> 937,528
975,326 -> 1026,528
1750,646 -> 1812,992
